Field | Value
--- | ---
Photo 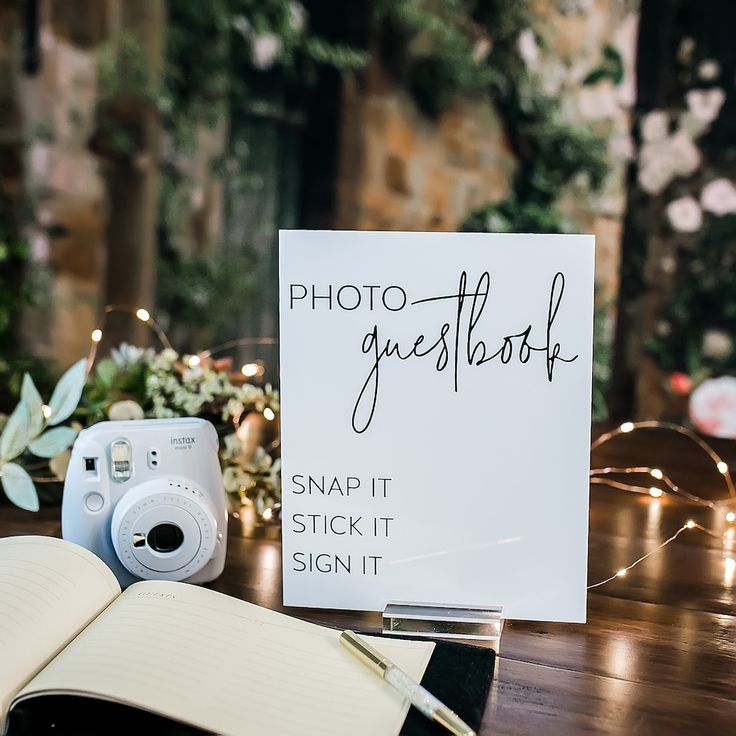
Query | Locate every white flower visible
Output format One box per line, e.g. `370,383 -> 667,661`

221,433 -> 243,460
700,178 -> 736,216
685,88 -> 725,125
517,29 -> 539,70
666,196 -> 702,233
251,33 -> 282,70
689,376 -> 736,439
160,348 -> 179,365
668,130 -> 701,176
232,15 -> 250,37
702,330 -> 733,360
637,147 -> 674,194
225,398 -> 245,421
641,111 -> 668,142
112,343 -> 149,367
288,2 -> 307,33
697,59 -> 720,82
223,466 -> 249,493
637,129 -> 701,195
108,400 -> 145,421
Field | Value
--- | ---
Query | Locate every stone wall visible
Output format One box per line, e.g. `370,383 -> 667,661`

335,1 -> 640,313
20,13 -> 105,365
15,0 -> 164,365
335,64 -> 516,233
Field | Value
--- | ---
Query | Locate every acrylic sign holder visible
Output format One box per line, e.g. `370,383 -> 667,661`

382,602 -> 504,652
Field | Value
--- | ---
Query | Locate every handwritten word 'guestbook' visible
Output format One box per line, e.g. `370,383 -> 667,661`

279,231 -> 594,622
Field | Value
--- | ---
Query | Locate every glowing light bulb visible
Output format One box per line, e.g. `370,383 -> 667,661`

135,308 -> 150,322
262,507 -> 273,521
241,363 -> 259,377
263,407 -> 275,421
42,405 -> 52,419
650,468 -> 663,480
726,511 -> 736,523
620,421 -> 635,433
717,461 -> 728,475
686,520 -> 695,529
649,487 -> 663,498
616,568 -> 627,578
186,355 -> 201,367
91,328 -> 103,343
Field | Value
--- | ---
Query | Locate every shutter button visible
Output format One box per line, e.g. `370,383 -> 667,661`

84,492 -> 104,512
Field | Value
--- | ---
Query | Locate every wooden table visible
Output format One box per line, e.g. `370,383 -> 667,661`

2,429 -> 736,734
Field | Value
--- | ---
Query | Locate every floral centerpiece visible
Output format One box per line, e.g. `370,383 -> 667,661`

0,346 -> 281,520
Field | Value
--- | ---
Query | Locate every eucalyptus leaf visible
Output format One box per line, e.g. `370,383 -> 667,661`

96,358 -> 117,387
47,358 -> 87,426
0,400 -> 31,462
21,373 -> 44,437
0,462 -> 39,511
28,426 -> 79,458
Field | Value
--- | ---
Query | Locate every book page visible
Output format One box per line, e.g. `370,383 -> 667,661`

16,580 -> 434,736
0,536 -> 120,721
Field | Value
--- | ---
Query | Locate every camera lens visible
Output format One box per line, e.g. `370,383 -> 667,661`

147,523 -> 184,553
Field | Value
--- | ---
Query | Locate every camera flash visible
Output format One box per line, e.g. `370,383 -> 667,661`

111,439 -> 133,482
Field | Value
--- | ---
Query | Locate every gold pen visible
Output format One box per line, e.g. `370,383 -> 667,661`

340,630 -> 476,736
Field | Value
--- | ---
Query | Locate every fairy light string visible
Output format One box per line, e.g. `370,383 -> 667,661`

587,420 -> 735,589
82,306 -> 736,591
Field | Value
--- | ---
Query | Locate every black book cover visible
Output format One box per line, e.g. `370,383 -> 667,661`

6,638 -> 495,735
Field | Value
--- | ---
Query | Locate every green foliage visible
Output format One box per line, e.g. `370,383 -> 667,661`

164,0 -> 366,127
462,199 -> 566,234
156,246 -> 261,343
0,362 -> 85,511
376,0 -> 499,117
583,44 -> 624,86
0,234 -> 29,347
647,214 -> 736,377
157,1 -> 368,336
592,304 -> 613,423
80,354 -> 149,425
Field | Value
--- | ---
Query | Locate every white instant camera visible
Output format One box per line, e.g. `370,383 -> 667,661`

62,418 -> 227,587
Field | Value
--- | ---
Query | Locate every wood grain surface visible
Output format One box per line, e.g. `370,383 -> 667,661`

1,429 -> 735,734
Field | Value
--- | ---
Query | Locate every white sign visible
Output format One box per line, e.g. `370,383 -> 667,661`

279,230 -> 594,622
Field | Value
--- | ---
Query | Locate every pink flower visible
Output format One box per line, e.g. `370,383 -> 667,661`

689,376 -> 736,439
700,178 -> 736,216
670,372 -> 693,395
666,196 -> 702,233
685,88 -> 726,125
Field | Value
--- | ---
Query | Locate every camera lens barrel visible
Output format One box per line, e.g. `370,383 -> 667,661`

111,477 -> 219,581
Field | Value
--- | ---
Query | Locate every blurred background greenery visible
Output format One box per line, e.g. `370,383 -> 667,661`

1,0 -> 735,435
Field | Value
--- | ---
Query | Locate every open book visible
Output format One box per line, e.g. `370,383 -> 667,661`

0,536 -> 434,736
